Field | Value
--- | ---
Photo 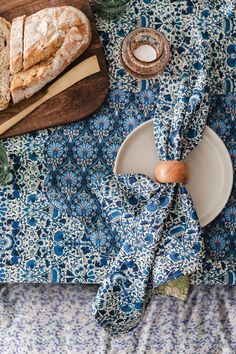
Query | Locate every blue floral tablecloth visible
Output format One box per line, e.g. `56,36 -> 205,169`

0,0 -> 235,285
0,284 -> 235,353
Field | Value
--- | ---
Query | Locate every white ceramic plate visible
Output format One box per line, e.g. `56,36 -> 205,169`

114,119 -> 233,227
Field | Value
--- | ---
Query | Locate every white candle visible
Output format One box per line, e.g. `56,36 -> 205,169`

133,44 -> 157,62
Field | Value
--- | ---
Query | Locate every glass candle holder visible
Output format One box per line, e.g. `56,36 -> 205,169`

121,28 -> 170,79
92,0 -> 130,19
0,145 -> 12,184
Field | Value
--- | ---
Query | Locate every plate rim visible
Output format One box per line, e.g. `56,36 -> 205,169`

114,119 -> 234,227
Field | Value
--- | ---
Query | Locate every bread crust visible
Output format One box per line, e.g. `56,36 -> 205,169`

0,17 -> 11,110
23,6 -> 91,70
10,15 -> 26,75
11,6 -> 91,104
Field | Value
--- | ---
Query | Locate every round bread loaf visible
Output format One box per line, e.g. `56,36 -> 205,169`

10,6 -> 92,104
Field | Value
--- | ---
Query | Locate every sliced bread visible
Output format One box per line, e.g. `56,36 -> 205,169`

10,15 -> 26,75
23,6 -> 90,70
11,6 -> 91,104
0,17 -> 11,110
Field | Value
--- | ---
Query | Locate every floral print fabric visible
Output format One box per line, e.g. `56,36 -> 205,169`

0,284 -> 235,354
0,0 -> 234,321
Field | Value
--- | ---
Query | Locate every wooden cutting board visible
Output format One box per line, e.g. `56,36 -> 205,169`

0,0 -> 109,138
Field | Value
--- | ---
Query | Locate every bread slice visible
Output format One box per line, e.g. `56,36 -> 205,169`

0,17 -> 11,110
11,6 -> 91,104
10,15 -> 26,75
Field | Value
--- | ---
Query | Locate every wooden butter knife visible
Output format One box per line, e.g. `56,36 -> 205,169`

0,56 -> 101,136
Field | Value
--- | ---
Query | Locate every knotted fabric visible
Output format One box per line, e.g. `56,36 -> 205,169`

91,27 -> 212,335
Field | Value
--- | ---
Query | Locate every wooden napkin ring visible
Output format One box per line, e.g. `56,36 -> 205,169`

155,161 -> 190,184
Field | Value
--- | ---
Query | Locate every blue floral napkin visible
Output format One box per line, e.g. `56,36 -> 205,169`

91,20 -> 215,332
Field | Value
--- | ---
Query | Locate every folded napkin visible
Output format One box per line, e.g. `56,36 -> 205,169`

91,28 -> 213,334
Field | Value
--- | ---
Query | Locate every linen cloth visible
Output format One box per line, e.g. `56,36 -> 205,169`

0,283 -> 235,354
0,0 -> 235,297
